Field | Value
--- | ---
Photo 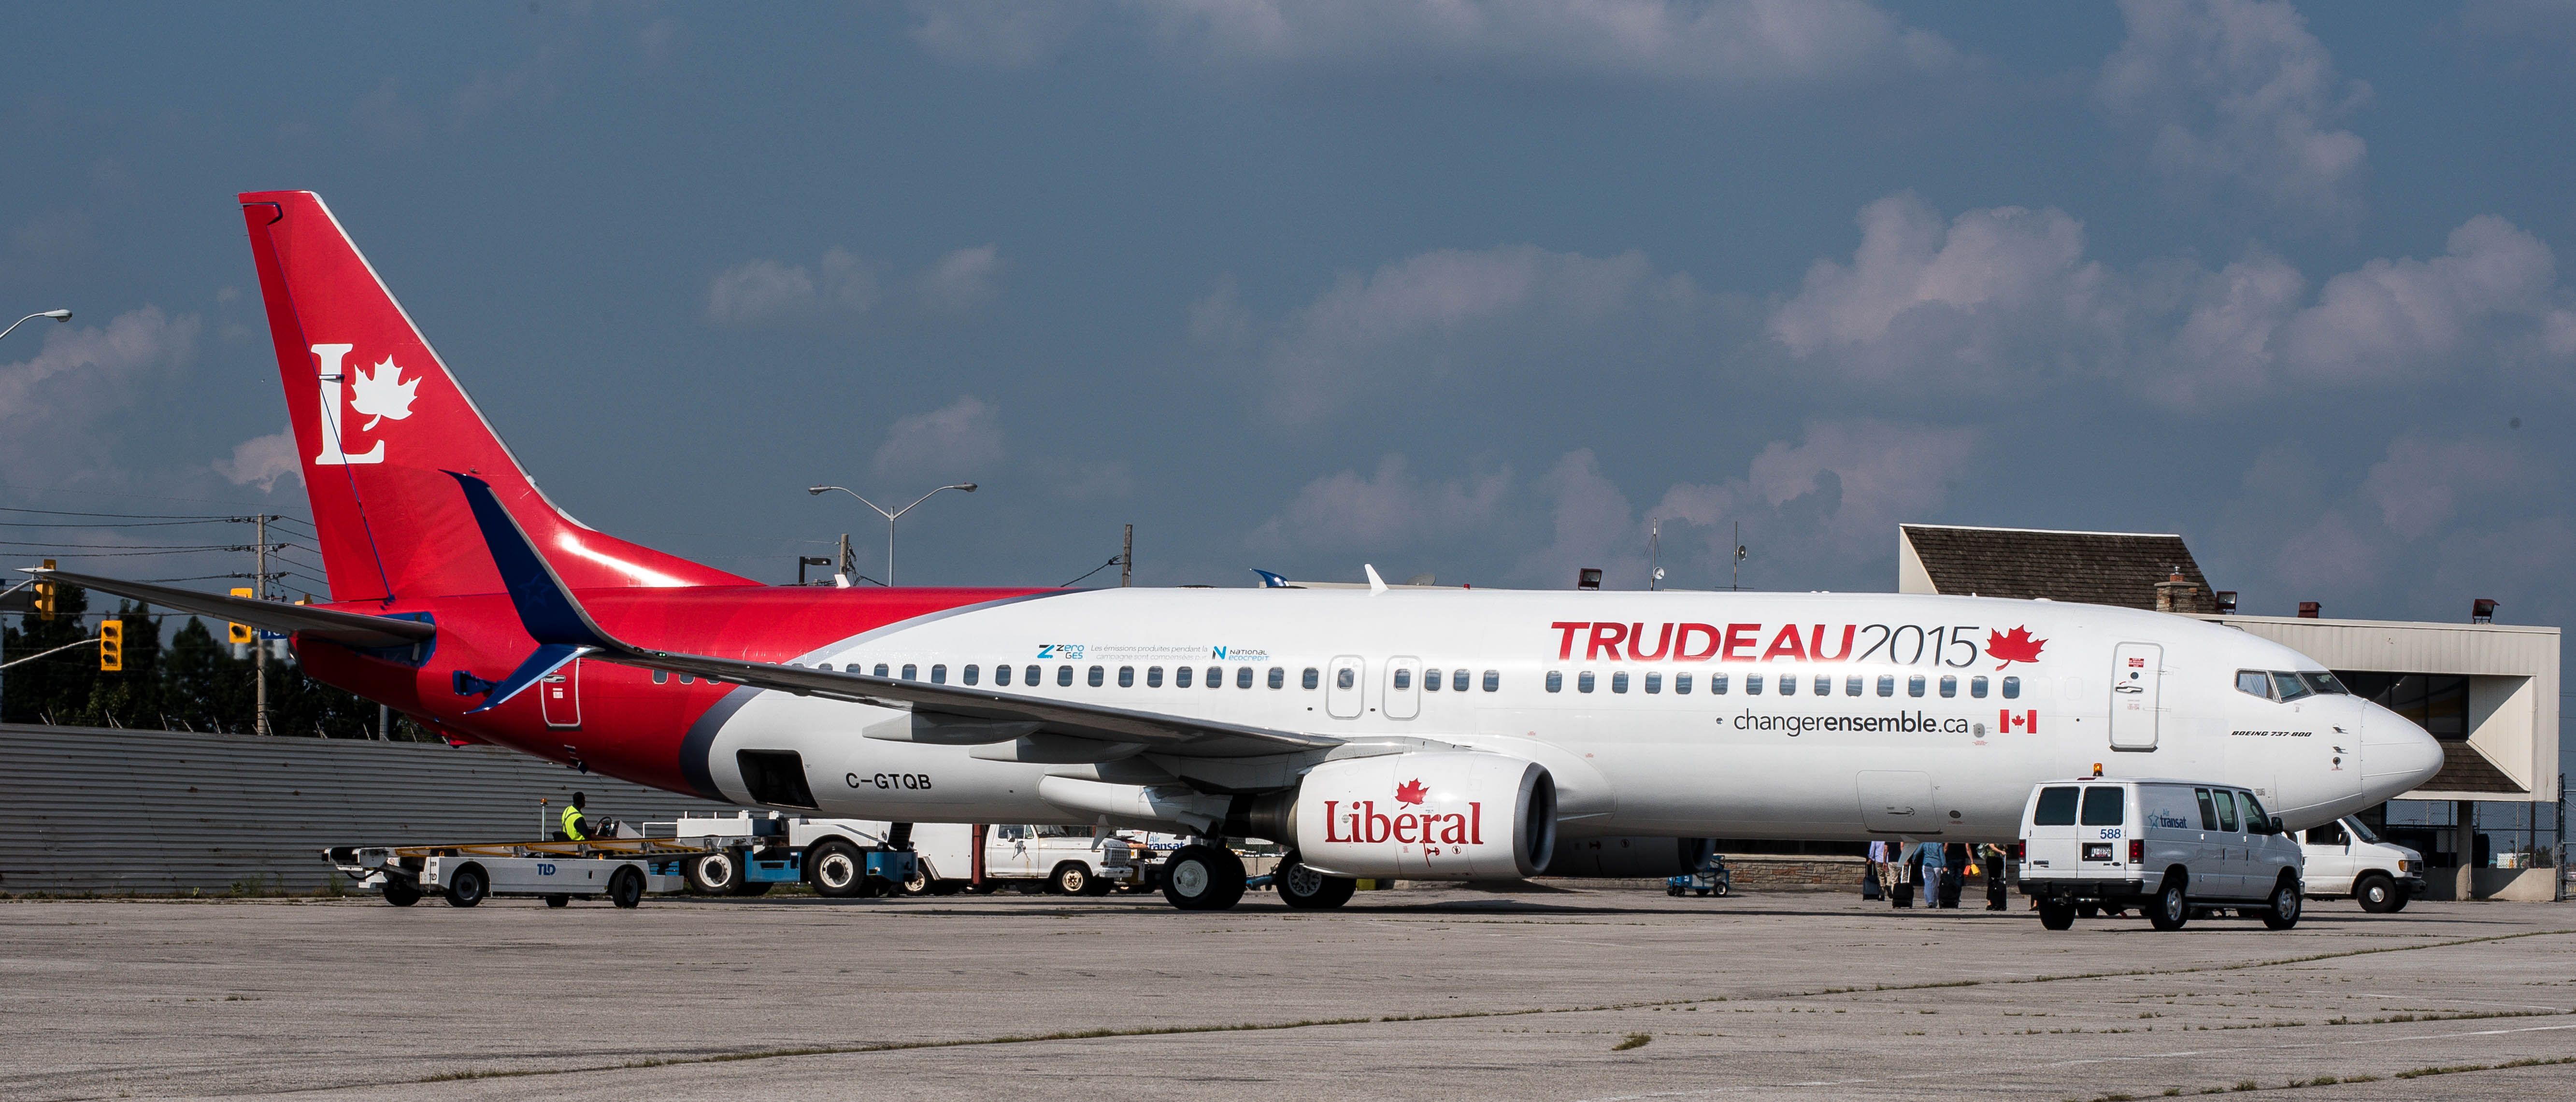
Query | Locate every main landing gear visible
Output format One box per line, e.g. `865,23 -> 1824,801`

1160,844 -> 1247,911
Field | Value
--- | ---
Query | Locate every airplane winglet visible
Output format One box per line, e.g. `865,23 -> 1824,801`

445,471 -> 615,651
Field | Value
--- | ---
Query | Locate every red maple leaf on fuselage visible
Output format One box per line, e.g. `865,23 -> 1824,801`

1395,779 -> 1427,805
1987,626 -> 2046,670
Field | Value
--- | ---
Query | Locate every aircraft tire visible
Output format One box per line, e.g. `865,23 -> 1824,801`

1160,845 -> 1245,911
1276,854 -> 1355,910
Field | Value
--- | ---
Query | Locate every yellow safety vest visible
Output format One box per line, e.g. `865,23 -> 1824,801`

561,804 -> 587,841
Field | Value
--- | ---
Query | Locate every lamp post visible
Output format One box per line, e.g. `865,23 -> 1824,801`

806,482 -> 976,587
0,309 -> 72,343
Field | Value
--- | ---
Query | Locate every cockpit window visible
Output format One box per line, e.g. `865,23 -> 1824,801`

2235,670 -> 2273,699
2272,671 -> 2314,702
2299,671 -> 2347,696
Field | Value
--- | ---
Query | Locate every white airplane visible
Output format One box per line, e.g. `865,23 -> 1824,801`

52,192 -> 2447,911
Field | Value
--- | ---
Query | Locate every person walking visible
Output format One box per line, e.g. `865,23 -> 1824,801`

1865,840 -> 1888,901
1897,842 -> 1923,909
1980,843 -> 2010,910
1918,839 -> 1946,909
1940,842 -> 1969,909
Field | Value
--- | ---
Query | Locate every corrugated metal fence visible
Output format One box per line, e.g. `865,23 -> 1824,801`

0,723 -> 746,893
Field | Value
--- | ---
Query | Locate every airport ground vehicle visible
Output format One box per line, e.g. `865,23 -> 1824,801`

658,812 -> 918,898
2298,816 -> 2425,912
2018,778 -> 2305,932
909,823 -> 1153,895
325,837 -> 698,908
1664,852 -> 1733,897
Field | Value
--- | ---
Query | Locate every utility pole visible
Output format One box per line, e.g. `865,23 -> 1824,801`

1121,524 -> 1132,588
254,514 -> 270,736
838,533 -> 855,587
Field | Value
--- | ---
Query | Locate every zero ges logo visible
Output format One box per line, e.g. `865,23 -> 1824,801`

1323,778 -> 1481,847
310,343 -> 420,466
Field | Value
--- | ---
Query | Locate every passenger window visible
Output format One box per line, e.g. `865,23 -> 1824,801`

1969,676 -> 1987,698
1394,669 -> 1413,691
873,664 -> 889,678
930,664 -> 947,684
1908,675 -> 1925,697
1207,665 -> 1224,689
1146,666 -> 1163,688
2002,676 -> 2019,699
1333,667 -> 1351,690
1809,675 -> 1827,695
1877,675 -> 1894,697
652,670 -> 669,684
1777,674 -> 1794,695
1235,666 -> 1252,689
1453,669 -> 1469,692
1709,673 -> 1729,694
1303,667 -> 1320,690
1644,672 -> 1662,694
1746,674 -> 1764,694
679,673 -> 694,684
1422,667 -> 1440,692
2196,788 -> 2219,830
1024,664 -> 1040,686
1269,667 -> 1286,689
2216,791 -> 2240,832
2236,670 -> 2272,698
1674,673 -> 1692,694
1578,671 -> 1596,693
1057,665 -> 1073,687
1482,670 -> 1499,692
2033,786 -> 2080,826
1177,666 -> 1195,688
995,664 -> 1012,686
902,664 -> 918,680
1088,665 -> 1104,687
2079,786 -> 2125,827
1546,671 -> 1563,693
2273,672 -> 2313,702
1611,671 -> 1629,693
1845,676 -> 1862,697
963,664 -> 979,686
1117,666 -> 1134,688
1938,675 -> 1957,698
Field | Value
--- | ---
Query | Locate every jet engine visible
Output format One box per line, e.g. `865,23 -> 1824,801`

1290,751 -> 1555,879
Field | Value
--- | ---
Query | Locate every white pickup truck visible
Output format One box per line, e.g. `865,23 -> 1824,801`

909,823 -> 1152,895
2297,816 -> 2425,912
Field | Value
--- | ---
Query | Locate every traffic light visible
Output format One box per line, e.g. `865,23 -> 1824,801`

34,558 -> 55,621
228,588 -> 256,644
98,619 -> 124,672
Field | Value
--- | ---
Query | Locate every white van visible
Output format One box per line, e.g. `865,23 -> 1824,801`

2298,817 -> 2425,912
2018,778 -> 2305,932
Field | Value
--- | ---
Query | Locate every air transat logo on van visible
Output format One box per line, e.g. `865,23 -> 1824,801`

1395,778 -> 1426,805
1985,626 -> 2046,670
348,358 -> 419,430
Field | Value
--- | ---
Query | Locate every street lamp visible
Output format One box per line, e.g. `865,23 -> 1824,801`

807,482 -> 977,587
0,309 -> 72,343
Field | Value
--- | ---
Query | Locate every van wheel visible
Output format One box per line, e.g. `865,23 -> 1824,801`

1277,854 -> 1356,910
1052,863 -> 1091,896
2261,877 -> 2302,930
1160,845 -> 1246,911
2039,900 -> 2075,930
810,840 -> 865,899
2355,873 -> 2399,913
444,865 -> 487,908
608,866 -> 645,908
2148,874 -> 2189,931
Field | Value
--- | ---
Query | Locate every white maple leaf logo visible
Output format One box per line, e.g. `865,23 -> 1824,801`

348,358 -> 420,431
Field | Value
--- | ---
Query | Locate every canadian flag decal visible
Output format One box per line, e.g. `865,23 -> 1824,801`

2000,709 -> 2038,733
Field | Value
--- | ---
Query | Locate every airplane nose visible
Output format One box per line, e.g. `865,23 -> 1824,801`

2358,701 -> 2444,801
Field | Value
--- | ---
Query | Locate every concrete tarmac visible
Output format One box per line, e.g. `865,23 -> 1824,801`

5,885 -> 2573,1101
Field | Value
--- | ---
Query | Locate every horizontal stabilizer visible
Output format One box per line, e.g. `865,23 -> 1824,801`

17,567 -> 435,650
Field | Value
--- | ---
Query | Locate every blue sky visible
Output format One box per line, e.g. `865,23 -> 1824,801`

5,0 -> 2575,642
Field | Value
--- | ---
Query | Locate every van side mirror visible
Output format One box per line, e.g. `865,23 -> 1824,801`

2268,817 -> 2285,835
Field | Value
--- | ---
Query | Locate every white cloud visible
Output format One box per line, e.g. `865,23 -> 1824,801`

1769,194 -> 2576,404
2360,435 -> 2538,541
872,396 -> 1006,483
1235,244 -> 1699,423
917,245 -> 1005,313
0,307 -> 199,479
2096,0 -> 2370,225
215,428 -> 301,494
1515,449 -> 1641,588
914,0 -> 1970,92
1251,454 -> 1512,552
1650,420 -> 1977,575
706,248 -> 884,325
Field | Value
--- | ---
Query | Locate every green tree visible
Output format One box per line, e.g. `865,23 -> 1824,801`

86,601 -> 166,728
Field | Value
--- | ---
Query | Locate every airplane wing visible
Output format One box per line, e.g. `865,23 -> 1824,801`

446,472 -> 1338,758
16,567 -> 436,650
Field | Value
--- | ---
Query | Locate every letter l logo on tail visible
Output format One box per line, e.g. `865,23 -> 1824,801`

311,343 -> 383,466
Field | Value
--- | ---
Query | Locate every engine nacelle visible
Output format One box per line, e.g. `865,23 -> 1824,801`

1293,752 -> 1555,879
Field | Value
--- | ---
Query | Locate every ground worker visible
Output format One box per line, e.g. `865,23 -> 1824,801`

560,792 -> 592,841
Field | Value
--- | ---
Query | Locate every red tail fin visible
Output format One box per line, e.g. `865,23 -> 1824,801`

240,191 -> 749,601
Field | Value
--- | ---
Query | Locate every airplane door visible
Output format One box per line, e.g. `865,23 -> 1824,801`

1857,770 -> 1938,834
1326,655 -> 1365,720
2109,643 -> 2161,750
1383,656 -> 1422,720
541,659 -> 581,729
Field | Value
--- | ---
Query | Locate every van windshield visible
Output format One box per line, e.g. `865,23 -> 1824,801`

2080,786 -> 2125,827
2033,787 -> 2080,826
2344,817 -> 2381,844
